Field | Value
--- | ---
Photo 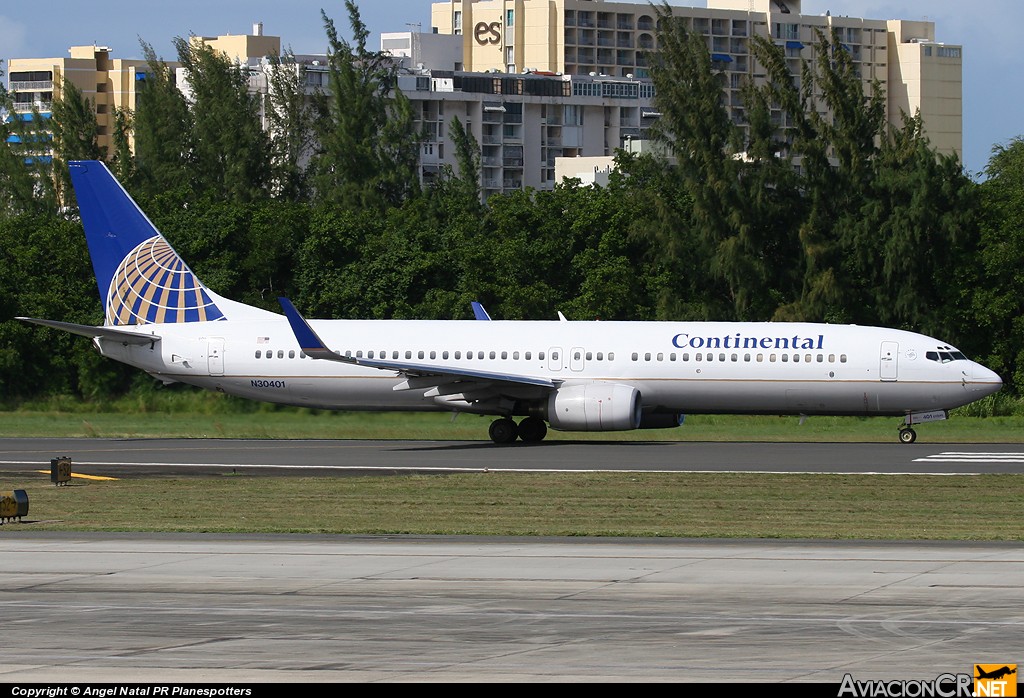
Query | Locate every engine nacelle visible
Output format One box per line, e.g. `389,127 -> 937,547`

639,413 -> 685,430
546,383 -> 642,432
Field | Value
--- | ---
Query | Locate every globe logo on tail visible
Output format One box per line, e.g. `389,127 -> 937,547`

106,236 -> 224,325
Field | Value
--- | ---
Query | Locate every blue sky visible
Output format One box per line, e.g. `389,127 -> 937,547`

1,1 -> 1018,178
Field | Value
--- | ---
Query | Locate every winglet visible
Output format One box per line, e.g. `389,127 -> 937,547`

471,301 -> 492,321
277,298 -> 350,362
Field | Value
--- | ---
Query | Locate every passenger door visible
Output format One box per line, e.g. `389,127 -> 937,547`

879,341 -> 898,381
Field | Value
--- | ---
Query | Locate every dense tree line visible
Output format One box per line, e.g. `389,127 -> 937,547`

2,3 -> 1024,404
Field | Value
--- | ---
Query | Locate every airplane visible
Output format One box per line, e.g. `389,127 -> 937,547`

975,666 -> 1016,681
17,161 -> 1003,444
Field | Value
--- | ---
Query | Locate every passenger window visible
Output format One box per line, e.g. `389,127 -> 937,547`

490,351 -> 496,359
255,350 -> 262,359
793,354 -> 799,363
731,353 -> 737,362
608,353 -> 614,360
405,351 -> 412,359
769,354 -> 776,362
443,351 -> 449,360
596,352 -> 603,361
392,351 -> 399,359
840,354 -> 848,363
744,354 -> 750,362
706,353 -> 713,362
277,350 -> 284,359
513,351 -> 520,360
418,351 -> 425,359
782,354 -> 789,362
816,354 -> 823,363
501,351 -> 508,359
538,352 -> 544,360
645,353 -> 652,361
632,352 -> 639,361
805,354 -> 811,363
430,351 -> 436,359
828,354 -> 835,362
289,350 -> 295,359
695,353 -> 702,362
756,353 -> 763,362
585,352 -> 591,360
682,353 -> 690,361
526,352 -> 532,360
656,352 -> 662,361
356,350 -> 363,358
455,351 -> 461,359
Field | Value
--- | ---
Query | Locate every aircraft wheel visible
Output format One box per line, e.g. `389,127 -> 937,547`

899,427 -> 917,444
517,416 -> 548,443
488,418 -> 519,444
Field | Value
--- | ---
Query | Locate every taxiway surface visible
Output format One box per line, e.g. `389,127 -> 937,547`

1,534 -> 1022,683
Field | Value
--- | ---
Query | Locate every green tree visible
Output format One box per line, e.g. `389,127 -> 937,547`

973,137 -> 1024,391
0,214 -> 133,402
448,115 -> 481,204
647,7 -> 800,320
110,106 -> 135,184
173,36 -> 271,202
133,41 -> 193,198
749,30 -> 888,322
312,2 -> 423,209
49,76 -> 103,203
854,114 -> 977,337
264,50 -> 318,201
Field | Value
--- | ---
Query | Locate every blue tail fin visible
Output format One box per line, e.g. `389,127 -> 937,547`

69,160 -> 226,326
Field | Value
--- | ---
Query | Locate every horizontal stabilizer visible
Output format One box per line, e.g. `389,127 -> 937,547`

17,317 -> 160,345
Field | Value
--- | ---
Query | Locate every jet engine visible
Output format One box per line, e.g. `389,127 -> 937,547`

545,383 -> 642,431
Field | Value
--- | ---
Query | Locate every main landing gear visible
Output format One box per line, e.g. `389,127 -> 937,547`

488,416 -> 548,444
898,427 -> 917,444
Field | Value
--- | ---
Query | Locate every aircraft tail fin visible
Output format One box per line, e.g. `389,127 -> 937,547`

69,160 -> 275,326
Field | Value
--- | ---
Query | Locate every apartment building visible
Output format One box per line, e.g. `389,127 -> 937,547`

5,45 -> 164,161
429,0 -> 963,157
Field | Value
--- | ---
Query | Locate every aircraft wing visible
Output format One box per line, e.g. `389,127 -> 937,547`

277,298 -> 557,393
16,317 -> 161,346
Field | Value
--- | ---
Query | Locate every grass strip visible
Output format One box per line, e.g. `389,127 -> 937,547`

3,471 -> 1022,540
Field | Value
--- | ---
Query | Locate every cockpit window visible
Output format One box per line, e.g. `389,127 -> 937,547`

926,349 -> 968,363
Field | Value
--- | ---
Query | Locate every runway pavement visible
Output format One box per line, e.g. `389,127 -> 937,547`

0,534 -> 1022,683
2,437 -> 1024,476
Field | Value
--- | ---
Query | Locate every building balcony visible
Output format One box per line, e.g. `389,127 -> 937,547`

9,80 -> 53,91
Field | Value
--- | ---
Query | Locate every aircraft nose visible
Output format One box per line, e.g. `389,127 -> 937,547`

970,363 -> 1003,396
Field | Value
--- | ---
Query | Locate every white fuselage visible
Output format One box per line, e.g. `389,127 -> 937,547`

95,318 -> 1002,418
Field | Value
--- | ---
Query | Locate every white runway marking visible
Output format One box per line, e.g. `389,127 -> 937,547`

914,452 -> 1024,463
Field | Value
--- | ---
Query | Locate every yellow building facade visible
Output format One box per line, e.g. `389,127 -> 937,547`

6,45 -> 163,159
